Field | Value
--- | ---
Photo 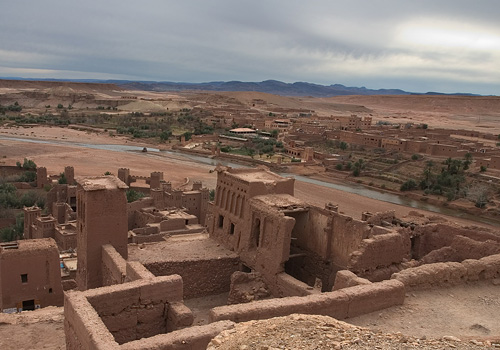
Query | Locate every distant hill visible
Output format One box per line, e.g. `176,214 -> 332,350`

114,80 -> 412,97
0,77 -> 481,97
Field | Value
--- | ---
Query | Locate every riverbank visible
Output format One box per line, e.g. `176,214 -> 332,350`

0,125 -> 497,228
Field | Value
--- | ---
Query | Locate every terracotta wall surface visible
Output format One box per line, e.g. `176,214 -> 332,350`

65,274 -> 232,350
143,257 -> 240,299
76,176 -> 128,290
102,245 -> 127,286
0,238 -> 63,311
209,279 -> 405,323
392,253 -> 500,290
413,223 -> 500,259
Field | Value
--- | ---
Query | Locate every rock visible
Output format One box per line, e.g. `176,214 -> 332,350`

443,335 -> 461,342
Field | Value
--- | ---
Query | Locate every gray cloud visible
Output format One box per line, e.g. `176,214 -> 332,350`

0,0 -> 499,94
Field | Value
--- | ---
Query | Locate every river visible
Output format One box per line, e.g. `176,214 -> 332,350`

1,135 -> 498,226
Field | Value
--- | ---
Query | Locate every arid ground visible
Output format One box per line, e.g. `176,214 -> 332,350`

1,81 -> 500,348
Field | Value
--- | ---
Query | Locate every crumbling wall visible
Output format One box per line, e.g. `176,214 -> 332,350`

275,272 -> 320,297
348,231 -> 411,277
65,275 -> 228,350
127,198 -> 155,229
239,204 -> 296,296
85,275 -> 185,344
143,257 -> 240,299
210,279 -> 405,323
412,223 -> 500,259
332,270 -> 372,291
102,245 -> 127,286
392,253 -> 500,290
329,213 -> 371,271
227,271 -> 271,304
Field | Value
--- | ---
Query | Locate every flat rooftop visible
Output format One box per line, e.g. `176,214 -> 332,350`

252,194 -> 307,209
128,233 -> 238,264
76,176 -> 128,191
227,168 -> 291,184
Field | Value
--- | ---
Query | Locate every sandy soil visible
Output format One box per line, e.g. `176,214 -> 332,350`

0,307 -> 65,350
348,280 -> 500,341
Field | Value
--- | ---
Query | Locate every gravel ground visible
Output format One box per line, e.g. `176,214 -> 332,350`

207,314 -> 498,350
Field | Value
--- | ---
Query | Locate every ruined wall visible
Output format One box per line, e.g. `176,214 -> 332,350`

332,270 -> 372,291
127,197 -> 155,229
85,276 -> 184,344
413,223 -> 500,259
349,231 -> 411,275
392,253 -> 500,290
329,213 -> 371,270
143,257 -> 240,299
210,279 -> 405,323
102,245 -> 127,286
227,271 -> 271,304
65,274 -> 231,350
235,200 -> 296,296
275,272 -> 321,297
291,208 -> 330,258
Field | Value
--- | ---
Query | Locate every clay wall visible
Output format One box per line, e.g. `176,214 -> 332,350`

405,140 -> 428,153
150,172 -> 163,189
85,276 -> 184,344
65,274 -> 230,350
54,224 -> 77,251
236,201 -> 296,295
210,279 -> 405,323
143,256 -> 240,299
392,253 -> 500,290
118,168 -> 131,186
102,245 -> 127,286
476,155 -> 500,170
275,272 -> 321,297
0,238 -> 63,311
328,212 -> 371,270
125,261 -> 155,282
65,166 -> 75,185
23,206 -> 41,239
32,215 -> 56,239
76,176 -> 128,290
348,231 -> 411,275
119,322 -> 235,350
412,223 -> 500,259
426,143 -> 458,157
36,167 -> 48,188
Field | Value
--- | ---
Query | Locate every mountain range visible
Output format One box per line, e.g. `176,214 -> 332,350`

1,77 -> 480,97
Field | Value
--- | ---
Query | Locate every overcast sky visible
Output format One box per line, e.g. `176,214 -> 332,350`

1,1 -> 499,94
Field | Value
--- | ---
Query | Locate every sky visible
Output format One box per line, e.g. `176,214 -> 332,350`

1,0 -> 499,95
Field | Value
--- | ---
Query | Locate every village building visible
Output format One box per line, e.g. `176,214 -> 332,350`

0,238 -> 63,313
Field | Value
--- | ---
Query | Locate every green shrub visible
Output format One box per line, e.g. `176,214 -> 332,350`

400,179 -> 417,191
